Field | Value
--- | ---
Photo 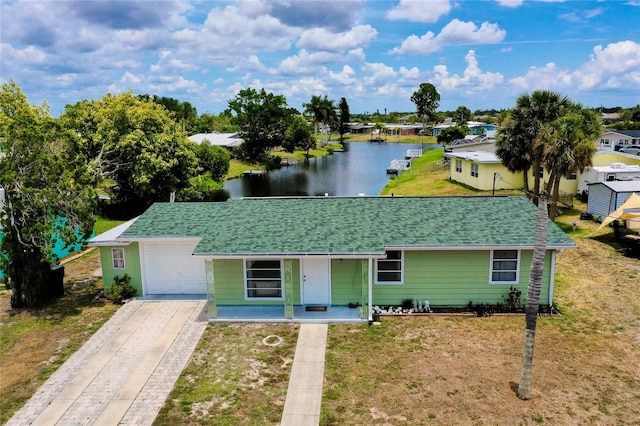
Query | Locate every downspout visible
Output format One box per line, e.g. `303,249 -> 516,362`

548,250 -> 557,306
368,257 -> 373,322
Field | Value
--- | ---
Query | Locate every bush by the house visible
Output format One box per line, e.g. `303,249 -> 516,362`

104,274 -> 136,304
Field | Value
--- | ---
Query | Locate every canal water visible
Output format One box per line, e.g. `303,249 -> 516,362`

224,141 -> 440,198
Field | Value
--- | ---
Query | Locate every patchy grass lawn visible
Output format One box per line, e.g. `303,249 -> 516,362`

154,323 -> 299,425
2,150 -> 639,425
321,207 -> 640,425
0,249 -> 118,424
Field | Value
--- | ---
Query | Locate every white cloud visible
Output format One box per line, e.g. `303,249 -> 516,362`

328,65 -> 357,85
572,40 -> 640,89
202,5 -> 298,52
391,19 -> 506,55
297,25 -> 377,52
432,50 -> 504,92
150,52 -> 199,74
496,0 -> 523,7
226,55 -> 268,74
508,63 -> 573,92
386,0 -> 452,23
362,62 -> 398,86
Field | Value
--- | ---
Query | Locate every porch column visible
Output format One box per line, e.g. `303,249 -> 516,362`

284,259 -> 294,320
205,259 -> 217,319
360,259 -> 370,320
368,258 -> 373,322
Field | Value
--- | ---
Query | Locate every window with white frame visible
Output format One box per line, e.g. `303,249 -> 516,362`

490,250 -> 519,284
471,163 -> 479,178
245,259 -> 283,299
376,250 -> 403,284
567,172 -> 577,180
455,159 -> 462,173
112,248 -> 125,269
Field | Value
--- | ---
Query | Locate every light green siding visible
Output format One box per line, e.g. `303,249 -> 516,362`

212,259 -> 301,305
98,243 -> 142,296
372,250 -> 552,306
330,259 -> 363,305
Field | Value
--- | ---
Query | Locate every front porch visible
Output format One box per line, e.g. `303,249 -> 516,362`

137,296 -> 365,323
211,305 -> 365,323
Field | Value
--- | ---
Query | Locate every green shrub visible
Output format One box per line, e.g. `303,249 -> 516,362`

104,274 -> 136,304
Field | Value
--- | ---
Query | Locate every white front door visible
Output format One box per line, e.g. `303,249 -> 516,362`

302,258 -> 330,305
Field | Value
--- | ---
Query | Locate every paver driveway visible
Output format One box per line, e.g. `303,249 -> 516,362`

7,300 -> 208,426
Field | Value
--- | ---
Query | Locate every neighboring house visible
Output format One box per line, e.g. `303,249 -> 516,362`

90,196 -> 574,321
433,121 -> 497,137
445,136 -> 496,154
597,130 -> 640,151
188,133 -> 244,148
592,150 -> 640,167
447,151 -> 578,196
449,150 -> 640,197
348,124 -> 372,134
587,181 -> 640,227
447,151 -> 522,191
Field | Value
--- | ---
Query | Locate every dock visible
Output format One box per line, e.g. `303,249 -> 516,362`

243,169 -> 265,176
386,159 -> 411,175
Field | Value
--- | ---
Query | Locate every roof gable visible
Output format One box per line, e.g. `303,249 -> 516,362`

121,196 -> 574,255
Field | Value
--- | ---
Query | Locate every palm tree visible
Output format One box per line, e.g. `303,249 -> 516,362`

303,95 -> 337,144
495,111 -> 533,193
496,91 -> 571,203
517,191 -> 549,400
540,105 -> 602,220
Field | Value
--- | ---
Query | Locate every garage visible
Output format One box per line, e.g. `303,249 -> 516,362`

141,239 -> 206,295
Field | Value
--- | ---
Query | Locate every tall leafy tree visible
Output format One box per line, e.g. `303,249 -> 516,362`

496,91 -> 571,203
338,97 -> 350,141
517,191 -> 549,400
0,81 -> 96,308
455,105 -> 472,125
227,88 -> 292,160
540,105 -> 602,220
283,115 -> 315,155
196,141 -> 230,181
411,83 -> 440,136
437,125 -> 469,144
61,92 -> 198,216
303,95 -> 337,143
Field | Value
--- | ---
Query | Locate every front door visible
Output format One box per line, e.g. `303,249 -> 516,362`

302,258 -> 330,305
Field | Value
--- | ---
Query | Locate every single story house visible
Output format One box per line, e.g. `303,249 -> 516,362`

433,121 -> 497,137
90,196 -> 574,322
448,149 -> 640,197
587,181 -> 640,226
445,136 -> 496,154
188,132 -> 244,148
597,130 -> 640,151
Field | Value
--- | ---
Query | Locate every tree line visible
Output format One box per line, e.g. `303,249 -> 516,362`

0,77 -> 626,309
0,81 -> 353,308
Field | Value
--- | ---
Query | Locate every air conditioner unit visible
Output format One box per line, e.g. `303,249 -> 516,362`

610,163 -> 626,169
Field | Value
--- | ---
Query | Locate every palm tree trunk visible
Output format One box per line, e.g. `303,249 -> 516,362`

522,169 -> 530,196
549,174 -> 561,221
532,160 -> 541,204
517,192 -> 549,400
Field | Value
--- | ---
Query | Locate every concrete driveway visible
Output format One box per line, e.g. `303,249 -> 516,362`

7,300 -> 208,426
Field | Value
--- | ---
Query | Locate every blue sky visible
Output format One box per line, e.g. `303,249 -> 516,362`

1,0 -> 639,117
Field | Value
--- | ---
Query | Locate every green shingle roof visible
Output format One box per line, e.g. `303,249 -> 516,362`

121,196 -> 575,256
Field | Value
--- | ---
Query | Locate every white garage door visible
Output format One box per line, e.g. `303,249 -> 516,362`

142,240 -> 206,295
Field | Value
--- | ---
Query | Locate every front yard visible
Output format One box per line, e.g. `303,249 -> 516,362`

1,151 -> 638,424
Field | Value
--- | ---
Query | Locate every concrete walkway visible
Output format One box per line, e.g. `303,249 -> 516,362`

7,300 -> 208,426
280,324 -> 328,426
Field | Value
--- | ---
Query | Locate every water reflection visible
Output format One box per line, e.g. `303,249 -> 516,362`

223,141 -> 440,198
